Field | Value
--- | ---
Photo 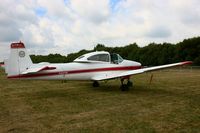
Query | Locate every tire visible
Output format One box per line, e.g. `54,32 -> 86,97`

127,81 -> 133,87
93,81 -> 99,87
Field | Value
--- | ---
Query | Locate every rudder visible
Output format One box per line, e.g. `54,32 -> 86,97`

6,42 -> 33,77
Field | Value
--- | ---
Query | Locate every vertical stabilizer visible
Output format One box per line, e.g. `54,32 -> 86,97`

6,42 -> 33,77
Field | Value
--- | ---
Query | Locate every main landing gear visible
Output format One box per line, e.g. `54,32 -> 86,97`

92,79 -> 133,91
93,81 -> 100,87
120,78 -> 133,91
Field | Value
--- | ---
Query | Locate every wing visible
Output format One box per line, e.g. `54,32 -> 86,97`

92,61 -> 192,81
21,65 -> 56,74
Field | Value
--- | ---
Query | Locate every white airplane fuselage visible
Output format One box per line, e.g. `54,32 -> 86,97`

8,60 -> 141,80
5,42 -> 142,81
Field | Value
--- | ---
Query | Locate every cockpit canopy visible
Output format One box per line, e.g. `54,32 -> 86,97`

74,51 -> 123,64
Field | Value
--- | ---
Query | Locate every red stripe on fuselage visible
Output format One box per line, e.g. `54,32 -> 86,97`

7,66 -> 141,79
67,66 -> 140,74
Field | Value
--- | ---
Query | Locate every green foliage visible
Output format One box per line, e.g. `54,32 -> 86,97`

30,37 -> 200,65
65,49 -> 92,63
31,54 -> 68,63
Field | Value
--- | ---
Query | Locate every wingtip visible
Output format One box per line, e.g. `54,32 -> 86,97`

181,61 -> 193,65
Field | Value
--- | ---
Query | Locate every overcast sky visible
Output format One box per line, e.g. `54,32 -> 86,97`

0,0 -> 200,61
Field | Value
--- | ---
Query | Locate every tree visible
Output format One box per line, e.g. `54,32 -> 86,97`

30,36 -> 200,66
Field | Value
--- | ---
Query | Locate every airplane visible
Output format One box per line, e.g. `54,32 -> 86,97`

4,41 -> 192,91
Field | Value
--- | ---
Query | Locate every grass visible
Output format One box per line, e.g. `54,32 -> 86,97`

0,68 -> 199,133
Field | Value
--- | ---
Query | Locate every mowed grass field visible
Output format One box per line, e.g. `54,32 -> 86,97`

0,68 -> 199,133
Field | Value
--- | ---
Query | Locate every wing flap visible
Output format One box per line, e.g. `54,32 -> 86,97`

92,69 -> 144,81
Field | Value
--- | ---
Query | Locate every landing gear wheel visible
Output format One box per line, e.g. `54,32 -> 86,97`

127,81 -> 133,87
120,79 -> 130,91
120,77 -> 134,91
93,81 -> 100,87
120,84 -> 129,91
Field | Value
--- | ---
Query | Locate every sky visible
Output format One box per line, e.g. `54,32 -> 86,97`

0,0 -> 200,61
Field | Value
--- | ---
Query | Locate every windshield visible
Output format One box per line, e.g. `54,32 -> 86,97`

110,53 -> 123,64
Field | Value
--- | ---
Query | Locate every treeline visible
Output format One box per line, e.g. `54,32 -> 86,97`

30,36 -> 200,66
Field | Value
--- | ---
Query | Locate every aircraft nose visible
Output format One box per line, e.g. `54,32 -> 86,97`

123,60 -> 142,68
134,62 -> 142,68
137,62 -> 142,67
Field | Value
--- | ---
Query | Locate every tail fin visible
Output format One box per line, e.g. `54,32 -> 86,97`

6,42 -> 33,76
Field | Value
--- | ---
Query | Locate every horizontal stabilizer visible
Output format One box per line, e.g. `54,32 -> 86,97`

21,66 -> 56,74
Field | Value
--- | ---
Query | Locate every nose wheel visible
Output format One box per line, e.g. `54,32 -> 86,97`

120,78 -> 133,91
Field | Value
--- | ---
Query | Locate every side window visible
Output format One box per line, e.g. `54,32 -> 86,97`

87,54 -> 109,62
88,55 -> 99,61
77,56 -> 85,59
